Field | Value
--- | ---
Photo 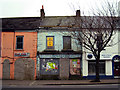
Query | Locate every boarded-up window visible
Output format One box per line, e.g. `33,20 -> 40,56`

16,36 -> 24,49
40,59 -> 59,75
63,36 -> 71,50
46,36 -> 54,49
70,59 -> 80,75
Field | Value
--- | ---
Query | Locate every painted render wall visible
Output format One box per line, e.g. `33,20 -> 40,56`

2,32 -> 14,59
14,32 -> 37,58
37,30 -> 81,52
118,31 -> 120,54
1,32 -> 14,79
118,1 -> 120,16
1,32 -> 37,80
37,30 -> 82,79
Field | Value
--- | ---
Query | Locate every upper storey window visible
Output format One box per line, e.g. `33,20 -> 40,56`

63,36 -> 71,50
46,36 -> 54,49
16,36 -> 24,49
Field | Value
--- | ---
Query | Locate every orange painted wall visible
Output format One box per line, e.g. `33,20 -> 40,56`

2,32 -> 14,59
14,32 -> 37,58
1,32 -> 37,79
1,32 -> 14,79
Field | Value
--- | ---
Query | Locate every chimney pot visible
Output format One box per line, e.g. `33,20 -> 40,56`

40,5 -> 45,18
42,5 -> 44,9
76,10 -> 80,17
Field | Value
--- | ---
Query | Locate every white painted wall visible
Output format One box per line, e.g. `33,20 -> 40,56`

82,51 -> 88,76
82,30 -> 119,77
118,31 -> 120,54
101,31 -> 119,54
118,1 -> 120,16
105,60 -> 112,75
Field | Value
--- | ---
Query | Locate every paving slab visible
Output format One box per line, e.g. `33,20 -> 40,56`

1,79 -> 120,86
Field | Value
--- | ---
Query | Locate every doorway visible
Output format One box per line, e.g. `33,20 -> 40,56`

114,61 -> 120,77
113,55 -> 120,78
2,59 -> 10,79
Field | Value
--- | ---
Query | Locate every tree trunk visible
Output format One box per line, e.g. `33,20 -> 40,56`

95,52 -> 100,82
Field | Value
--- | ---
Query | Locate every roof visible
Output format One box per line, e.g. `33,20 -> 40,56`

2,17 -> 41,30
1,16 -> 120,32
40,16 -> 120,29
40,16 -> 76,27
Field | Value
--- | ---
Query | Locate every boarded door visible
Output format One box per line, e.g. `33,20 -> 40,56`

2,59 -> 10,79
14,58 -> 35,80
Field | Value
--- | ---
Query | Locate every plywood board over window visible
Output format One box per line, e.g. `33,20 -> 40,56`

63,36 -> 71,50
40,59 -> 59,75
70,59 -> 80,75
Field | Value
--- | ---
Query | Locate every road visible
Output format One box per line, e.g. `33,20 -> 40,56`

2,84 -> 120,90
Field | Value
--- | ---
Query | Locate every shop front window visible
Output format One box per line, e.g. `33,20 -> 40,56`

88,61 -> 105,75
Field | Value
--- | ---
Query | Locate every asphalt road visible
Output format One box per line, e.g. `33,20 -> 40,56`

2,84 -> 120,90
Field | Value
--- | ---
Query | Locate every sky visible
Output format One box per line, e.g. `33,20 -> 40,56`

0,0 -> 119,18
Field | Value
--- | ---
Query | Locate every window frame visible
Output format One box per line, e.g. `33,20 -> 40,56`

63,36 -> 71,50
16,36 -> 24,50
88,60 -> 105,75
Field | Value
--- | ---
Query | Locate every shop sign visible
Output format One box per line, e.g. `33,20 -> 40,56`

101,54 -> 112,58
14,53 -> 30,57
39,54 -> 81,58
86,53 -> 112,60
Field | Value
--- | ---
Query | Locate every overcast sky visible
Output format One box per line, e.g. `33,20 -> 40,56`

0,0 -> 119,18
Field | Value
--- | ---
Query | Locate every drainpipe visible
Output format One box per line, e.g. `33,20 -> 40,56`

12,30 -> 15,79
36,29 -> 40,79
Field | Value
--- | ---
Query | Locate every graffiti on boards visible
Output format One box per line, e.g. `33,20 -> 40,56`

40,59 -> 59,75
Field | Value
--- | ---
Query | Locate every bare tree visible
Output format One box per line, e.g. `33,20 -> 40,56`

69,1 -> 118,82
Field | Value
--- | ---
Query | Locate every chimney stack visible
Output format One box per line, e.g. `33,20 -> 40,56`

76,10 -> 80,17
40,5 -> 45,18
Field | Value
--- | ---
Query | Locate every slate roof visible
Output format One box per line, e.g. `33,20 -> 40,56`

1,16 -> 120,31
40,16 -> 120,29
2,17 -> 41,30
40,16 -> 76,27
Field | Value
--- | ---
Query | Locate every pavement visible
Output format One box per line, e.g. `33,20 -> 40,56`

1,79 -> 120,86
